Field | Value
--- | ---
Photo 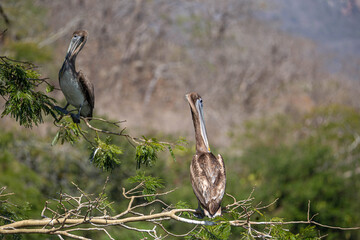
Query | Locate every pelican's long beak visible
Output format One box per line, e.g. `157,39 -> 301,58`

66,36 -> 82,59
196,98 -> 211,152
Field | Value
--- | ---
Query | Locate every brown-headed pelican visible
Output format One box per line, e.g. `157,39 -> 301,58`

56,30 -> 94,123
186,92 -> 226,218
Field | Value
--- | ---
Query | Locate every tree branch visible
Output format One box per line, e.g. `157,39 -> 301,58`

2,181 -> 359,240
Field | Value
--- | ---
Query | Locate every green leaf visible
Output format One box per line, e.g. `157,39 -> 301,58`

168,145 -> 176,162
186,222 -> 232,240
0,58 -> 57,128
135,144 -> 158,169
135,137 -> 171,169
53,119 -> 82,145
46,84 -> 54,93
90,136 -> 122,172
175,200 -> 191,218
128,172 -> 164,201
51,131 -> 60,146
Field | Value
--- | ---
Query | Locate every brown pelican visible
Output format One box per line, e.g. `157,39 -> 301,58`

186,92 -> 226,218
56,30 -> 94,123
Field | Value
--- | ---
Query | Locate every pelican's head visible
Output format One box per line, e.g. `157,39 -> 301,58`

66,30 -> 88,60
186,92 -> 210,152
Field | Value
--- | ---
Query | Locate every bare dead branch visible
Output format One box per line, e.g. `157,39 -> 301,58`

153,221 -> 199,238
0,216 -> 15,223
1,181 -> 359,240
82,117 -> 178,147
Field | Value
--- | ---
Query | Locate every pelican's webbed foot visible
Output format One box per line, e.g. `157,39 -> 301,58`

54,103 -> 70,115
70,113 -> 81,123
54,106 -> 69,115
70,103 -> 84,123
193,205 -> 205,219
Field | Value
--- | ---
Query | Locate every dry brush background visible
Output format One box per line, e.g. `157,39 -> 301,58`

31,0 -> 360,144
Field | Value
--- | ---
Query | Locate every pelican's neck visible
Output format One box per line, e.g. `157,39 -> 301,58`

191,106 -> 210,153
62,52 -> 78,74
66,50 -> 78,63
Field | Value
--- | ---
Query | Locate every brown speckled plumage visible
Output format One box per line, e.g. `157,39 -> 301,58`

186,92 -> 226,218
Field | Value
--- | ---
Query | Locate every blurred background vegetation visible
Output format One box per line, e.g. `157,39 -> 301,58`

1,0 -> 360,239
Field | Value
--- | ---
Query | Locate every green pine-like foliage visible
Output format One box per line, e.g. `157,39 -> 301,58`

0,57 -> 57,127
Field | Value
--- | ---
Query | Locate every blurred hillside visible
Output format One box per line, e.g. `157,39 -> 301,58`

262,0 -> 360,56
2,0 -> 358,145
261,0 -> 360,79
